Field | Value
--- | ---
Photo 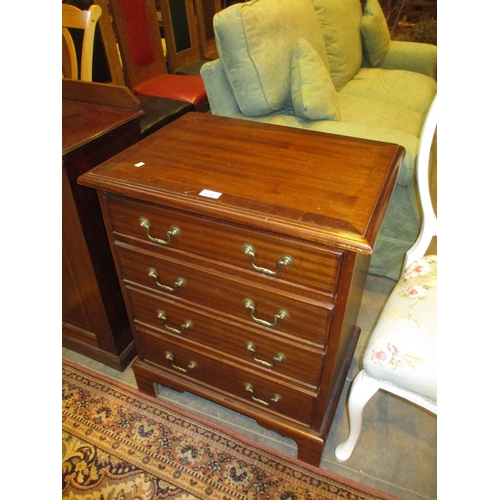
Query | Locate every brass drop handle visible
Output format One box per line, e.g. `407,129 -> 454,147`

246,341 -> 286,368
147,267 -> 186,292
242,243 -> 294,276
244,382 -> 282,407
243,298 -> 290,328
157,310 -> 193,335
139,216 -> 181,246
165,351 -> 197,373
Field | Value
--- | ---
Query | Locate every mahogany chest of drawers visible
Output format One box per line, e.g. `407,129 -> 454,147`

79,112 -> 403,465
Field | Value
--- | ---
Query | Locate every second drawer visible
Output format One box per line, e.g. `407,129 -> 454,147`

116,244 -> 333,347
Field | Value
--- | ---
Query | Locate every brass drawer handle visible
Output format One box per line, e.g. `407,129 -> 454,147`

139,216 -> 181,246
242,243 -> 294,276
243,298 -> 290,328
244,382 -> 282,407
157,310 -> 193,335
165,351 -> 197,373
246,341 -> 286,368
147,267 -> 186,292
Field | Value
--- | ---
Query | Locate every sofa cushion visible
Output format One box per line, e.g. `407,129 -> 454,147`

312,0 -> 363,91
337,93 -> 424,140
340,68 -> 437,115
360,0 -> 391,66
213,0 -> 328,117
291,38 -> 340,121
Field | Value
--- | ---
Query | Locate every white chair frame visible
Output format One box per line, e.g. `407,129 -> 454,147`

335,95 -> 438,462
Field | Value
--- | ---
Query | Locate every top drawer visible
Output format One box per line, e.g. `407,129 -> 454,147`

104,195 -> 342,296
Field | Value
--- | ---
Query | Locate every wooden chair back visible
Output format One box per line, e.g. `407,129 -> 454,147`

106,0 -> 167,89
157,0 -> 202,74
194,0 -> 221,61
93,0 -> 126,85
62,3 -> 102,81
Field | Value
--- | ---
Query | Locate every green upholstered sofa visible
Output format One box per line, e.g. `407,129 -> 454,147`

200,0 -> 437,280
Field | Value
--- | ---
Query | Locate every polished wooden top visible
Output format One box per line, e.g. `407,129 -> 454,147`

62,100 -> 142,156
62,79 -> 143,156
79,112 -> 403,253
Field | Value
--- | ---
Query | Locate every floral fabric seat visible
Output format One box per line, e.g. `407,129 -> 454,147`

364,255 -> 437,403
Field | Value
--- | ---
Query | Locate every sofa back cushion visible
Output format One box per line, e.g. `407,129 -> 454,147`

213,0 -> 328,117
360,0 -> 391,66
312,0 -> 363,91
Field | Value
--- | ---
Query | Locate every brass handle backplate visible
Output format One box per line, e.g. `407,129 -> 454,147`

242,243 -> 294,276
244,382 -> 282,407
147,267 -> 186,292
139,216 -> 181,246
157,310 -> 193,335
165,351 -> 197,374
243,298 -> 290,328
246,341 -> 286,368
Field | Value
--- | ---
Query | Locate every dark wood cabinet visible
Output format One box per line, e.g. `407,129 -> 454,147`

79,112 -> 403,463
62,80 -> 143,370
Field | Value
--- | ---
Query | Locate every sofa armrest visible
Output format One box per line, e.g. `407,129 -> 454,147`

376,40 -> 437,79
200,59 -> 244,117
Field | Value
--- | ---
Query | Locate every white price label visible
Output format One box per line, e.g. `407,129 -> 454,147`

199,189 -> 222,199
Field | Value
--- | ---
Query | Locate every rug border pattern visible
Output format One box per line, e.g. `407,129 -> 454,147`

62,360 -> 398,500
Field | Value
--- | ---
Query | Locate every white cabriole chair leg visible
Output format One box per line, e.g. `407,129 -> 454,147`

335,370 -> 381,461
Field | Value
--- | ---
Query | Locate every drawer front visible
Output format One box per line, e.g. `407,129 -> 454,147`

106,195 -> 341,296
116,244 -> 333,346
138,329 -> 316,425
128,287 -> 325,388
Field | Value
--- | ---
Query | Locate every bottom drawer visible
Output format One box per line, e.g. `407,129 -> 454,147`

138,329 -> 316,425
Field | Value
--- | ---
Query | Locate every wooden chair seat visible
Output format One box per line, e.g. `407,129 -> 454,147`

137,96 -> 195,137
86,0 -> 199,135
134,74 -> 209,112
107,0 -> 209,112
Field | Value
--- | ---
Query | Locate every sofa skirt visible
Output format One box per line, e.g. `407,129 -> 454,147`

368,183 -> 420,281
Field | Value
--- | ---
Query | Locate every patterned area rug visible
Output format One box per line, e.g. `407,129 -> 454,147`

62,360 -> 396,500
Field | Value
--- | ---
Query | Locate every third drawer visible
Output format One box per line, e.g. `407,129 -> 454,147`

127,286 -> 326,389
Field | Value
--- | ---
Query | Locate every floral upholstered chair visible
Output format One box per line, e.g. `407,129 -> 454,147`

335,95 -> 437,461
